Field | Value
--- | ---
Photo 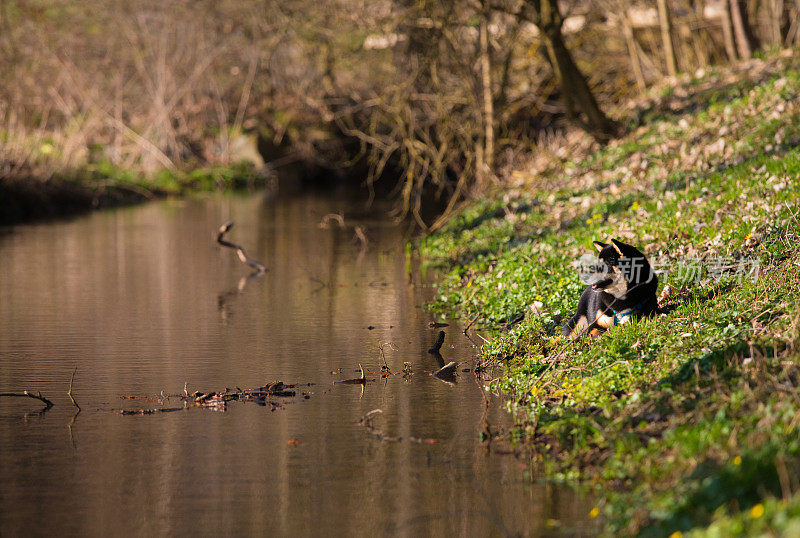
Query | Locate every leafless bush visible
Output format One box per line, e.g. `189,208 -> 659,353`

0,0 -> 283,177
1,0 -> 797,225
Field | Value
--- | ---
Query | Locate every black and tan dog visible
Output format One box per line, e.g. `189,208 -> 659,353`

563,239 -> 658,337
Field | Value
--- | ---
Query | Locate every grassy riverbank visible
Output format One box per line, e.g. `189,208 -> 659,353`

0,162 -> 266,224
420,51 -> 800,535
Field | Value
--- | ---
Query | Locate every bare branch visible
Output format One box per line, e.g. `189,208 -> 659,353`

0,391 -> 54,409
217,221 -> 267,274
68,366 -> 81,412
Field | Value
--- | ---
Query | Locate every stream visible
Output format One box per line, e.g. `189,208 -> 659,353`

0,190 -> 593,536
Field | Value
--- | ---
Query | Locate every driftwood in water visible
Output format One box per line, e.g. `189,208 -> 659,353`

217,221 -> 267,273
191,381 -> 307,403
428,330 -> 445,354
432,361 -> 458,384
245,382 -> 297,398
117,407 -> 184,415
337,364 -> 368,384
427,331 -> 457,382
0,390 -> 54,409
116,380 -> 312,415
429,346 -> 457,383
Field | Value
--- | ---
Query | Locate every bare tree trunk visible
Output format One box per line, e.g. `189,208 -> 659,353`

785,0 -> 800,45
772,0 -> 786,45
687,0 -> 712,67
730,0 -> 759,59
545,34 -> 618,142
657,0 -> 678,76
525,0 -> 619,143
679,21 -> 702,70
721,0 -> 739,60
621,13 -> 647,92
479,11 -> 494,180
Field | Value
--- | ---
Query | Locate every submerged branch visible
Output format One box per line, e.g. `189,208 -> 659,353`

0,391 -> 54,409
217,221 -> 267,273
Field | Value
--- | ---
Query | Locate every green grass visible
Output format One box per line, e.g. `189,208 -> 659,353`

687,495 -> 800,537
0,158 -> 268,224
85,160 -> 268,195
420,52 -> 800,536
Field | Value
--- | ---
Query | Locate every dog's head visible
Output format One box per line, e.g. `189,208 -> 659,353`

579,239 -> 653,298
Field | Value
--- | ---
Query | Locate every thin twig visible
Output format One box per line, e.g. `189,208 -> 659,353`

464,312 -> 481,334
68,366 -> 81,412
378,342 -> 397,374
463,312 -> 483,347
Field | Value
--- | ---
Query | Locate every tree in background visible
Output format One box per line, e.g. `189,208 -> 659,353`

729,0 -> 760,59
3,0 -> 800,228
520,0 -> 620,143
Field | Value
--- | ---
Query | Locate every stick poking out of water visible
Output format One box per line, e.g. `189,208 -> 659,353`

68,366 -> 81,412
217,221 -> 267,273
0,390 -> 54,409
428,331 -> 445,354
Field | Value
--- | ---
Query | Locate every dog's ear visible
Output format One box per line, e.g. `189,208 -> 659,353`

593,240 -> 608,252
611,238 -> 635,256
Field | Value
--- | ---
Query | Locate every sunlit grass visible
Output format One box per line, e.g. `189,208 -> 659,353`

420,54 -> 800,535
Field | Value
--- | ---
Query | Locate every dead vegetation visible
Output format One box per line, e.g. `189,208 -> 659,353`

116,381 -> 314,415
3,1 -> 798,225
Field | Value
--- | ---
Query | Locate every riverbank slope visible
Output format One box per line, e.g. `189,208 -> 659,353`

421,50 -> 800,535
0,163 -> 267,225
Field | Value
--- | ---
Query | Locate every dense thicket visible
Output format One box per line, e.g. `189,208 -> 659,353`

1,0 -> 797,225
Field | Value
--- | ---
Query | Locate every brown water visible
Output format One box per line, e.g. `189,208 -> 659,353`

0,191 -> 593,536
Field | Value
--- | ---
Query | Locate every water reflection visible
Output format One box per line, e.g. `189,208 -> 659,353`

0,192 -> 594,536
